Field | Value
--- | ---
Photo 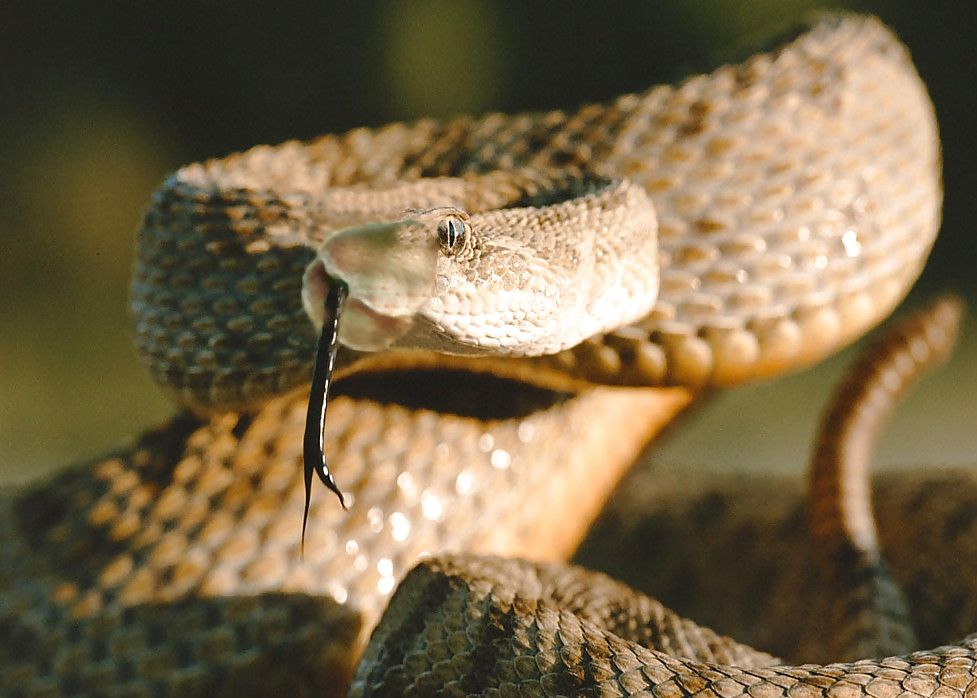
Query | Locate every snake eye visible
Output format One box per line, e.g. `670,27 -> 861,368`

437,216 -> 469,254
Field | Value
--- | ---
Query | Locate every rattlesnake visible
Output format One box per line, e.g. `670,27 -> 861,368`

0,12 -> 963,697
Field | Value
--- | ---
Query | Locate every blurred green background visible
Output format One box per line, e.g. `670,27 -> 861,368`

2,0 -> 975,484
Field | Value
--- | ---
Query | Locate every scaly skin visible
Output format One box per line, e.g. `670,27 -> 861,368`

0,377 -> 692,697
350,298 -> 969,696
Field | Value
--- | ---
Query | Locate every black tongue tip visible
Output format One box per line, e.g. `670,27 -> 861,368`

316,463 -> 347,509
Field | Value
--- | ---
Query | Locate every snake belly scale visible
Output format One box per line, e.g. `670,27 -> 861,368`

0,12 -> 958,698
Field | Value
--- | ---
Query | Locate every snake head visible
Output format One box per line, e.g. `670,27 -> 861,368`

302,181 -> 659,358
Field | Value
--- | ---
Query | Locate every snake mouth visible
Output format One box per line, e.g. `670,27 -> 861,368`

302,257 -> 418,351
302,218 -> 440,353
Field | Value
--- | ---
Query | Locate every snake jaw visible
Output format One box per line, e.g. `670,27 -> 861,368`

302,257 -> 419,351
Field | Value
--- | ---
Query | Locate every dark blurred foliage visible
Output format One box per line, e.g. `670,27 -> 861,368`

2,1 -> 975,480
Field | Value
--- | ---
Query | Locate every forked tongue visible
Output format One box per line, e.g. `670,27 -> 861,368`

299,218 -> 439,555
301,279 -> 348,557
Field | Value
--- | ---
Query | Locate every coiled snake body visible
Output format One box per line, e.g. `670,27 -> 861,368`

0,13 -> 968,698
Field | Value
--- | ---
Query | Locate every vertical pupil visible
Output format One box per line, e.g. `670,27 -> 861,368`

441,218 -> 462,250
